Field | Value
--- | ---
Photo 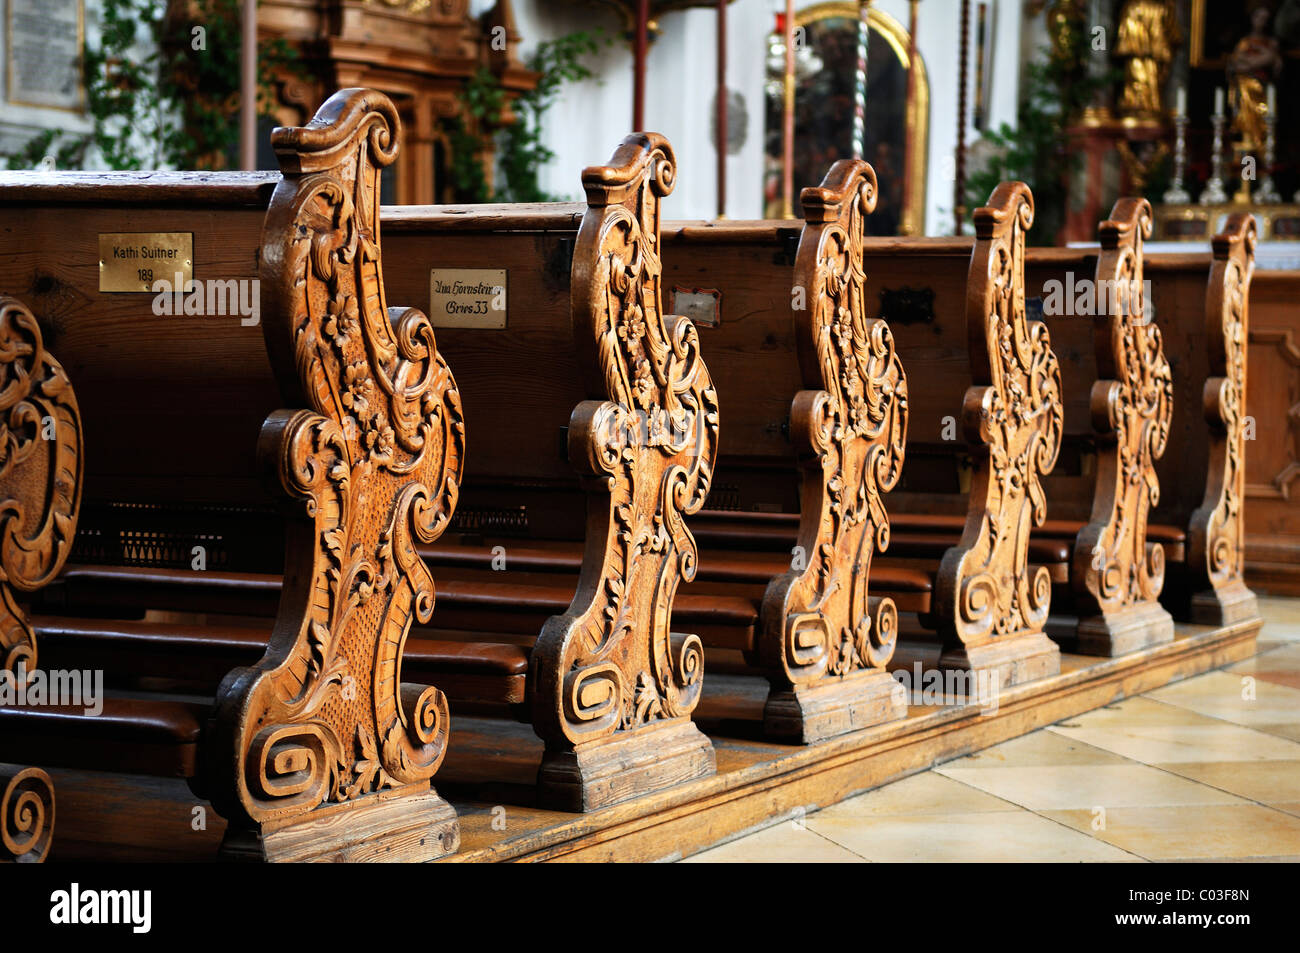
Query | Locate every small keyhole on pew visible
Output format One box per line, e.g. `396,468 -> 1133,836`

766,418 -> 790,441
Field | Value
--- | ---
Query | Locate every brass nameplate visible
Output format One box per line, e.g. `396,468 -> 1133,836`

98,232 -> 193,293
429,268 -> 506,329
672,287 -> 721,328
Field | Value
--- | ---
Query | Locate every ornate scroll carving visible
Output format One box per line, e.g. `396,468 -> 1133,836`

532,134 -> 719,811
209,89 -> 464,861
0,766 -> 53,863
759,160 -> 908,742
1072,198 -> 1175,654
1188,213 -> 1260,626
935,182 -> 1063,686
0,296 -> 82,677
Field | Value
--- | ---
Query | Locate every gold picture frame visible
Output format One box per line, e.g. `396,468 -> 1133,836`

792,1 -> 929,236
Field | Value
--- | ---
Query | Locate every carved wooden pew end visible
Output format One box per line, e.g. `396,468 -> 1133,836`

1186,214 -> 1261,629
933,182 -> 1063,688
758,159 -> 909,744
1063,197 -> 1175,656
530,134 -> 720,809
207,89 -> 464,860
1,765 -> 54,863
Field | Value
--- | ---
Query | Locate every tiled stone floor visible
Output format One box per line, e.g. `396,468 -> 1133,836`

682,597 -> 1300,862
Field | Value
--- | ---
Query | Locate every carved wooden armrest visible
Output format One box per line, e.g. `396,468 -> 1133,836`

206,89 -> 465,862
531,134 -> 719,811
0,292 -> 81,864
757,159 -> 909,742
1071,198 -> 1176,654
934,182 -> 1064,687
1187,214 -> 1260,627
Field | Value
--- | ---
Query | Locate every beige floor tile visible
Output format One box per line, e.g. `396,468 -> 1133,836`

1047,696 -> 1300,763
816,771 -> 1019,820
1273,803 -> 1300,818
1146,670 -> 1300,729
807,809 -> 1142,862
934,763 -> 1245,811
1257,597 -> 1300,628
681,822 -> 867,863
1153,760 -> 1300,806
1043,803 -> 1300,860
1227,646 -> 1300,690
936,727 -> 1133,769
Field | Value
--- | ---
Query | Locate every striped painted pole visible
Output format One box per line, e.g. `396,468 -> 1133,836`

852,0 -> 870,159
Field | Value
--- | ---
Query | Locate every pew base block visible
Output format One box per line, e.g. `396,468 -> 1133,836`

1190,580 -> 1261,628
1064,602 -> 1177,657
219,785 -> 460,863
938,631 -> 1061,689
537,719 -> 716,813
763,668 -> 908,744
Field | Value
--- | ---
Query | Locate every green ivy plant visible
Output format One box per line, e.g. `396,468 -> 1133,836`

449,30 -> 608,204
5,0 -> 298,171
963,17 -> 1116,243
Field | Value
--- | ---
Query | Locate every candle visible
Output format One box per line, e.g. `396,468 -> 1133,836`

1176,86 -> 1186,118
1215,87 -> 1225,117
1268,83 -> 1277,115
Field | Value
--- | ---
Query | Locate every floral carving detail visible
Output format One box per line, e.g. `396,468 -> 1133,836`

1074,198 -> 1174,621
532,134 -> 718,748
937,182 -> 1063,646
0,296 -> 82,677
211,90 -> 464,827
761,160 -> 907,689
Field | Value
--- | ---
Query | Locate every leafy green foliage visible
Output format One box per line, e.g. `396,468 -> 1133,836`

964,21 -> 1116,243
4,0 -> 299,171
449,30 -> 608,204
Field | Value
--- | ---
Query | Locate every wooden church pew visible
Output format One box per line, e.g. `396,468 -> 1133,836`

7,121 -> 731,815
0,89 -> 471,861
661,182 -> 1068,689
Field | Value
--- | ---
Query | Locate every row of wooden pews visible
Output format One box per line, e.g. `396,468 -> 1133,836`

0,87 -> 1260,862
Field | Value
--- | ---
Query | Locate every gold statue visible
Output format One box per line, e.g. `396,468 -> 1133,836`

1115,0 -> 1180,118
1227,6 -> 1283,152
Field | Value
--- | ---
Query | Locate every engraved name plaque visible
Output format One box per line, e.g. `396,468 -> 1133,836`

429,268 -> 506,329
98,233 -> 193,293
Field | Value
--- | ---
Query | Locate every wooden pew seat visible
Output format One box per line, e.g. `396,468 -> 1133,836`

0,699 -> 205,777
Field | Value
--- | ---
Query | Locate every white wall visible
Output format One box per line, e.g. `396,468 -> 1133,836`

499,0 -> 1027,234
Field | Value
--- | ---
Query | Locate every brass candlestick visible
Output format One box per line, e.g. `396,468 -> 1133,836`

1256,112 -> 1282,204
1200,112 -> 1229,205
1163,112 -> 1191,204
